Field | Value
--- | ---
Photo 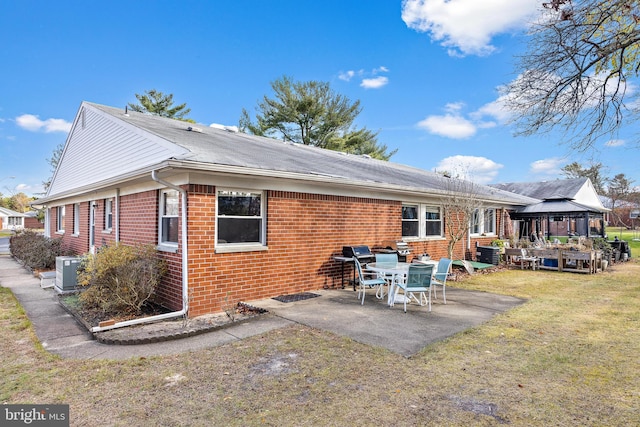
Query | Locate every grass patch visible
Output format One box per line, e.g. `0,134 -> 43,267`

1,264 -> 639,425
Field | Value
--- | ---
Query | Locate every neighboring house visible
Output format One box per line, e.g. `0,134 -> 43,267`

23,210 -> 44,229
600,196 -> 640,229
0,207 -> 25,231
34,102 -> 536,318
491,178 -> 609,239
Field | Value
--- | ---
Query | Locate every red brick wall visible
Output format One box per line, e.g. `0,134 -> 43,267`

49,188 -> 509,317
118,190 -> 183,311
49,204 -> 83,254
65,203 -> 88,255
185,189 -> 401,317
24,216 -> 43,229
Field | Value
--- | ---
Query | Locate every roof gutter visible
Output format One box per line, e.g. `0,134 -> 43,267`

90,170 -> 189,333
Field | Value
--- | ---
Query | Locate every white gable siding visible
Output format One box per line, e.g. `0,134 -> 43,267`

48,104 -> 189,196
574,180 -> 606,210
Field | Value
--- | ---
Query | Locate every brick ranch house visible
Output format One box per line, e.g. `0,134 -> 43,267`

34,102 -> 537,321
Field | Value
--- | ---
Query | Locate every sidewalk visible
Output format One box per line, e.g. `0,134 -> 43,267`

0,255 -> 292,360
0,254 -> 526,359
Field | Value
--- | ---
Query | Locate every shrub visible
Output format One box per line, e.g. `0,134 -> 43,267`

77,243 -> 167,317
9,229 -> 73,270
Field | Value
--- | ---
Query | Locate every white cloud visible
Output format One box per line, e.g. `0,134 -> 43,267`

339,66 -> 390,88
435,155 -> 503,184
338,70 -> 357,81
16,114 -> 72,133
417,101 -> 505,139
444,102 -> 464,113
472,97 -> 513,123
401,0 -> 539,56
605,139 -> 625,147
360,76 -> 389,89
418,113 -> 476,138
530,157 -> 563,176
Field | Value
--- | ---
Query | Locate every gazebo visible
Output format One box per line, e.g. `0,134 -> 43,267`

509,197 -> 607,240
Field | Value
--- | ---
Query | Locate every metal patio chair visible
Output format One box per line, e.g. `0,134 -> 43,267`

373,253 -> 398,299
431,257 -> 453,304
353,257 -> 387,305
395,263 -> 434,312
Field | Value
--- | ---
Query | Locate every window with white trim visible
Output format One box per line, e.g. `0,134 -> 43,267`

217,190 -> 265,245
104,199 -> 113,231
56,206 -> 65,233
159,190 -> 179,245
470,208 -> 496,235
402,205 -> 419,237
73,203 -> 80,235
402,204 -> 443,238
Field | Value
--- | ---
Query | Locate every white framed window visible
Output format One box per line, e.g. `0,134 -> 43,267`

470,208 -> 496,235
484,208 -> 495,234
73,203 -> 80,235
104,199 -> 113,231
8,217 -> 22,227
56,206 -> 65,233
159,190 -> 179,245
216,189 -> 265,246
402,204 -> 442,238
402,205 -> 419,237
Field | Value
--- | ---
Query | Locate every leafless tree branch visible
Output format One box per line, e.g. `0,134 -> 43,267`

506,0 -> 640,151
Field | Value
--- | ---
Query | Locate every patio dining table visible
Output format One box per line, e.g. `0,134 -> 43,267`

366,262 -> 411,306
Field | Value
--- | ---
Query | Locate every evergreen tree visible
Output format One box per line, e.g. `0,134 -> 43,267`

128,89 -> 193,122
240,76 -> 396,160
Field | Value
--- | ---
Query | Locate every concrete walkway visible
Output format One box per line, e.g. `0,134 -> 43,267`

0,255 -> 526,359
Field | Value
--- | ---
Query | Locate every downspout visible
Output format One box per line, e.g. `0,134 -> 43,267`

90,171 -> 189,332
115,188 -> 120,243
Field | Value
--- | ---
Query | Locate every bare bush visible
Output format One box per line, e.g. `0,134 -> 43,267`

78,244 -> 167,317
9,229 -> 73,270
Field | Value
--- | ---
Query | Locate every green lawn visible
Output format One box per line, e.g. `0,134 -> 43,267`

1,262 -> 639,426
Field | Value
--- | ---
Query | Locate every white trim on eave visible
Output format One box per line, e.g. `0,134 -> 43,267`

35,157 -> 536,209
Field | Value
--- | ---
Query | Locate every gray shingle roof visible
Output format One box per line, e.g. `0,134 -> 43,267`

87,103 -> 536,206
514,199 -> 604,215
490,178 -> 588,201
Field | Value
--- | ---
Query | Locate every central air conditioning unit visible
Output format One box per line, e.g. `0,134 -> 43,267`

55,256 -> 83,292
476,246 -> 500,265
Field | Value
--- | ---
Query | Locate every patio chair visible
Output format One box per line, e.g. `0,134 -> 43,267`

374,253 -> 398,299
353,258 -> 387,305
505,248 -> 538,270
519,249 -> 538,270
431,258 -> 453,304
395,263 -> 434,312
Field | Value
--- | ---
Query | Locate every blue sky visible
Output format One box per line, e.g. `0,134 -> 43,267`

1,0 -> 637,198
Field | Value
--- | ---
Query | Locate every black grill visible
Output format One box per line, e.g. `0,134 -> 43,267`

342,245 -> 375,263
